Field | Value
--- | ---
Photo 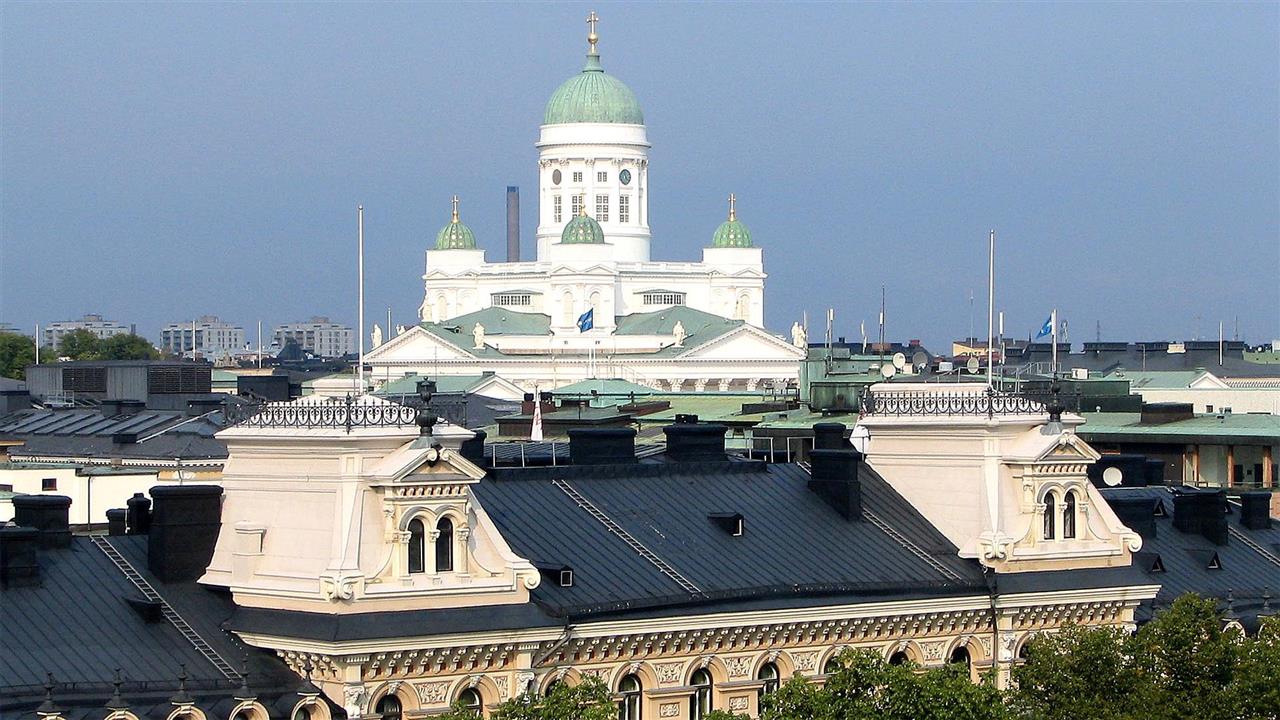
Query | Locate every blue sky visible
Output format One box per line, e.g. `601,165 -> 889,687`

2,2 -> 1276,349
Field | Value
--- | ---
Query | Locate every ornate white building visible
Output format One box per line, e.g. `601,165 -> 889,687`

366,17 -> 803,391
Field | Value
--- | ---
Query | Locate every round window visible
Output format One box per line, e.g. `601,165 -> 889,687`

619,168 -> 632,185
552,169 -> 562,185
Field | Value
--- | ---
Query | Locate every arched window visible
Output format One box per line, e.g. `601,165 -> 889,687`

1043,491 -> 1057,540
435,516 -> 454,573
822,657 -> 842,675
434,295 -> 447,323
291,707 -> 311,720
689,668 -> 713,720
407,518 -> 425,574
735,294 -> 750,321
456,688 -> 482,716
589,291 -> 601,317
543,679 -> 562,698
232,711 -> 254,720
618,674 -> 642,720
1063,491 -> 1077,539
561,291 -> 575,327
375,695 -> 402,720
757,662 -> 780,698
888,651 -> 909,666
949,646 -> 971,667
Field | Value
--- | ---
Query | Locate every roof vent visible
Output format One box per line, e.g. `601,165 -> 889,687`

112,432 -> 138,445
812,422 -> 848,450
1239,491 -> 1272,530
1133,551 -> 1164,573
534,563 -> 574,587
708,512 -> 745,536
1185,548 -> 1222,570
11,495 -> 72,548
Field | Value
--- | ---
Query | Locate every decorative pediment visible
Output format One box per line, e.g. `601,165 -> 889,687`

1032,434 -> 1102,464
364,326 -> 473,362
547,263 -> 615,276
679,325 -> 805,361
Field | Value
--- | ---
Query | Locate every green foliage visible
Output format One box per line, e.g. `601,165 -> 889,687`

1010,623 -> 1139,720
0,331 -> 36,379
760,650 -> 1006,720
1130,593 -> 1240,720
98,333 -> 159,360
437,677 -> 618,720
58,328 -> 101,359
1233,617 -> 1280,720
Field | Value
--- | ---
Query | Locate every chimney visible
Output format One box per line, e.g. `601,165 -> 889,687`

1087,455 -> 1150,488
506,186 -> 520,262
0,526 -> 41,588
12,495 -> 72,548
459,429 -> 487,466
1239,491 -> 1272,530
808,448 -> 862,520
100,399 -> 145,417
568,427 -> 637,466
1172,488 -> 1228,546
1145,459 -> 1166,487
147,485 -> 223,582
663,422 -> 727,462
1109,496 -> 1158,538
106,508 -> 128,536
186,397 -> 224,417
126,492 -> 152,534
812,422 -> 848,450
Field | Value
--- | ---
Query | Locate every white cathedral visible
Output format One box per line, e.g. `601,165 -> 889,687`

365,16 -> 804,392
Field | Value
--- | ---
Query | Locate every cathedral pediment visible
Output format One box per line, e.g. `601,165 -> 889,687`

679,325 -> 806,360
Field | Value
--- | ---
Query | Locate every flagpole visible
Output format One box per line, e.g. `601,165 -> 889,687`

1051,308 -> 1058,377
256,320 -> 262,369
34,324 -> 40,365
986,230 -> 995,389
357,205 -> 365,393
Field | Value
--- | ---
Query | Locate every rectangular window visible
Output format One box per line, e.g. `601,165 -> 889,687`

571,195 -> 582,216
642,293 -> 685,306
595,195 -> 609,222
492,293 -> 533,307
619,195 -> 630,223
572,171 -> 583,183
597,171 -> 607,183
553,195 -> 562,223
42,477 -> 57,491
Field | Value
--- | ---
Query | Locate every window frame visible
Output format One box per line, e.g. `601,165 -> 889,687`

595,194 -> 609,222
1043,491 -> 1057,540
689,668 -> 713,720
757,662 -> 780,697
619,194 -> 630,223
553,195 -> 562,223
618,674 -> 642,720
435,516 -> 454,573
407,518 -> 426,574
1062,491 -> 1077,539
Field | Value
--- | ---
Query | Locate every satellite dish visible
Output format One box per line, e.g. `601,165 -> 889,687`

912,351 -> 928,369
880,363 -> 897,379
966,357 -> 980,374
892,352 -> 906,370
1103,467 -> 1123,487
849,425 -> 870,454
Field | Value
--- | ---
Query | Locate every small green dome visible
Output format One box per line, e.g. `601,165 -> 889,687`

435,196 -> 477,250
560,207 -> 606,244
711,194 -> 753,248
544,52 -> 644,125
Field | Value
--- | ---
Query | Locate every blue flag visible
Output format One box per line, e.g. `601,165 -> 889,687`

577,308 -> 594,332
1035,315 -> 1053,339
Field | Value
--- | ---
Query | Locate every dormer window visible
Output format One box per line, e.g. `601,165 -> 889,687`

408,518 -> 426,574
436,517 -> 454,572
559,568 -> 574,587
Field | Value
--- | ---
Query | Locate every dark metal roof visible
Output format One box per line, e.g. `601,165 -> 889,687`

1097,485 -> 1280,624
0,408 -> 228,462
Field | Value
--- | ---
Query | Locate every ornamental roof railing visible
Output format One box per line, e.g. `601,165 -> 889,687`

225,381 -> 440,433
859,386 -> 1074,419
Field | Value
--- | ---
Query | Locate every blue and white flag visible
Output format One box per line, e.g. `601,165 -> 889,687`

1035,314 -> 1053,339
577,308 -> 594,333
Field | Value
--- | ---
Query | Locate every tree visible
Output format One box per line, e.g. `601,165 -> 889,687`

0,330 -> 36,379
99,333 -> 158,360
1232,617 -> 1280,719
1010,623 -> 1139,720
58,328 -> 101,360
1131,593 -> 1240,720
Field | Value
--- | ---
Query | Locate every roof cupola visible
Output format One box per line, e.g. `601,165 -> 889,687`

711,194 -> 753,248
559,197 -> 606,244
435,195 -> 478,250
543,12 -> 644,125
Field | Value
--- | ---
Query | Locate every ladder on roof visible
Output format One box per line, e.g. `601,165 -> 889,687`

90,536 -> 239,680
552,478 -> 702,595
798,461 -> 965,583
1228,527 -> 1280,568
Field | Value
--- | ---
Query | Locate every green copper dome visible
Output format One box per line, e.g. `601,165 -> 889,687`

560,206 -> 606,244
544,34 -> 643,126
711,194 -> 753,248
435,196 -> 477,250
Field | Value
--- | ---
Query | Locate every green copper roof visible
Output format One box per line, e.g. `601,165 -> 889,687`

560,209 -> 606,244
544,53 -> 644,125
711,195 -> 753,247
435,198 -> 477,250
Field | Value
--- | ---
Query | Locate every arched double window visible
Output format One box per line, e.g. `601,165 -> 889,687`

618,674 -> 642,720
689,668 -> 713,720
375,695 -> 402,720
1063,491 -> 1078,539
456,688 -> 482,716
436,517 -> 454,573
407,518 -> 426,574
757,662 -> 780,698
1043,491 -> 1057,540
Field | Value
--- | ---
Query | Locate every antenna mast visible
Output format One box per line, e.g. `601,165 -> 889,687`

986,230 -> 995,389
357,205 -> 365,392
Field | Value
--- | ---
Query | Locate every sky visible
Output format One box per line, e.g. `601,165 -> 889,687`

2,2 -> 1277,351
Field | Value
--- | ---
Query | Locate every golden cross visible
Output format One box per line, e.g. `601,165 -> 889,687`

451,195 -> 459,222
586,10 -> 599,53
728,193 -> 737,221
